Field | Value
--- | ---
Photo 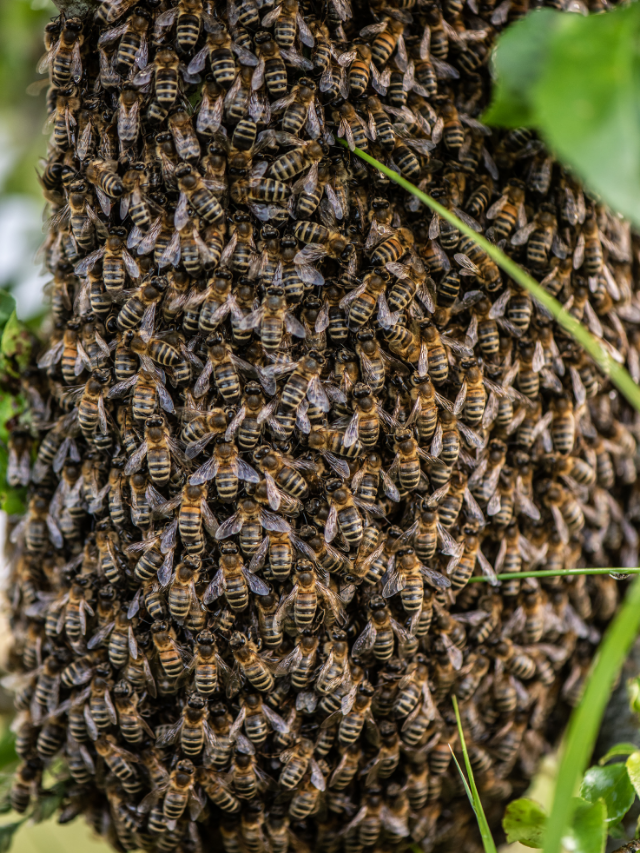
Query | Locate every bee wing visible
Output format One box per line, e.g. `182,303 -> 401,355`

155,716 -> 184,747
324,504 -> 338,544
264,471 -> 282,511
458,421 -> 484,449
322,451 -> 350,480
193,359 -> 214,399
124,441 -> 149,475
510,221 -> 537,246
236,459 -> 260,484
486,196 -> 508,220
248,536 -> 269,573
419,563 -> 452,590
381,469 -> 400,502
201,500 -> 219,538
74,247 -> 105,276
204,568 -> 225,605
352,620 -> 377,656
307,375 -> 330,412
37,339 -> 65,369
261,703 -> 289,734
242,566 -> 270,596
343,411 -> 360,448
252,58 -> 265,91
284,312 -> 307,339
187,456 -> 218,485
260,509 -> 291,533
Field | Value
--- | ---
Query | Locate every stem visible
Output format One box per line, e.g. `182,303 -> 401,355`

468,567 -> 640,582
452,696 -> 498,853
336,140 -> 640,414
543,575 -> 640,853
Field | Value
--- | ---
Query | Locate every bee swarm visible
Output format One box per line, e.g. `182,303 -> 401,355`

6,0 -> 640,850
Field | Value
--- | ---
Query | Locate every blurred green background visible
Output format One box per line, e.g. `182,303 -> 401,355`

0,2 -> 111,850
0,0 -> 58,322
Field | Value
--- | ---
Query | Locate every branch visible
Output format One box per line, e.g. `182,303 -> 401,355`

50,0 -> 100,17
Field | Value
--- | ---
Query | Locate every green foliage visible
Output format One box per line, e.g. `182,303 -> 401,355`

503,798 -> 547,847
580,765 -> 635,826
598,744 -> 639,765
0,289 -> 32,514
563,798 -> 607,853
483,5 -> 640,228
0,821 -> 25,853
451,697 -> 497,853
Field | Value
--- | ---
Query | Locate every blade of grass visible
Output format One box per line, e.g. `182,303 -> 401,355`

468,567 -> 640,582
543,575 -> 640,853
452,695 -> 498,853
336,140 -> 640,414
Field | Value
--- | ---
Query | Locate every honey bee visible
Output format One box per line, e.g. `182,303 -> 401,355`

353,596 -> 411,661
154,0 -> 212,53
238,285 -> 306,352
276,562 -> 345,629
98,10 -> 149,78
138,758 -> 204,830
124,415 -> 188,487
204,541 -> 269,610
511,204 -> 560,267
229,631 -> 275,694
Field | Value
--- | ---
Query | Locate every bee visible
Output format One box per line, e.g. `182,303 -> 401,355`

155,480 -> 219,555
238,286 -> 306,352
125,416 -> 188,487
150,620 -> 188,680
204,541 -> 269,611
252,445 -> 313,510
383,546 -> 451,616
234,694 -> 289,746
156,692 -> 217,757
98,10 -> 149,78
175,163 -> 225,226
189,629 -> 226,695
189,435 -> 260,502
113,680 -> 154,743
273,351 -> 331,436
353,596 -> 411,661
229,631 -> 275,693
11,760 -> 43,813
155,0 -> 211,53
262,0 -> 315,49
272,78 -> 321,138
139,759 -> 204,830
276,562 -> 345,629
96,0 -> 140,25
486,179 -> 526,241
511,205 -> 558,267
166,555 -> 203,624
278,737 -> 326,792
75,226 -> 140,290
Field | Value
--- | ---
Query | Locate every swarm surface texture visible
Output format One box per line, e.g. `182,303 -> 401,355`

6,0 -> 640,850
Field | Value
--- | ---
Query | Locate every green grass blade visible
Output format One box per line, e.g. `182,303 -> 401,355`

543,575 -> 640,853
452,696 -> 498,853
336,141 -> 640,414
468,568 -> 640,582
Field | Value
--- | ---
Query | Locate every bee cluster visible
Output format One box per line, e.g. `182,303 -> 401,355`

5,0 -> 640,849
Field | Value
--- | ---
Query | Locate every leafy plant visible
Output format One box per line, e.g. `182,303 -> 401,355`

0,289 -> 34,514
483,5 -> 640,228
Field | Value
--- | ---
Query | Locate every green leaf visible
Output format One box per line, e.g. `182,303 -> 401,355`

482,9 -> 560,127
0,312 -> 31,373
0,732 -> 17,773
599,743 -> 640,765
562,798 -> 607,853
0,292 -> 16,334
580,764 -> 635,825
0,821 -> 25,853
626,751 -> 640,799
484,3 -> 640,227
451,697 -> 497,853
502,798 -> 546,848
